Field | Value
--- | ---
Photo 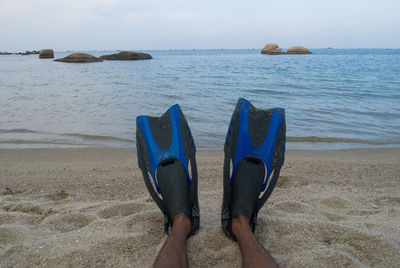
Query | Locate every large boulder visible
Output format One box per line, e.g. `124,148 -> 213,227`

39,49 -> 54,59
100,51 -> 152,60
287,46 -> 312,54
261,43 -> 284,55
54,53 -> 102,63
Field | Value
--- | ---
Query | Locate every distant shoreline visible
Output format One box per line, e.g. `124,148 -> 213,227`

2,48 -> 400,54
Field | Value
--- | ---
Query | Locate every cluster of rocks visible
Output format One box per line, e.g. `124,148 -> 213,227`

16,50 -> 40,55
1,49 -> 153,63
261,43 -> 311,55
0,50 -> 40,55
54,51 -> 152,63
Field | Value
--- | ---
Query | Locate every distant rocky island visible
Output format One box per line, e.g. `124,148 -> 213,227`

261,43 -> 312,55
0,50 -> 39,55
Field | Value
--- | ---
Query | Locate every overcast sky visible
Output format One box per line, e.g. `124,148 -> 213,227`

1,0 -> 399,51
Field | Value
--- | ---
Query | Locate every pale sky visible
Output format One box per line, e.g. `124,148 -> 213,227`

1,0 -> 399,51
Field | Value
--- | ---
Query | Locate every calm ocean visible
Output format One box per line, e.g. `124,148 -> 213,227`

1,49 -> 399,149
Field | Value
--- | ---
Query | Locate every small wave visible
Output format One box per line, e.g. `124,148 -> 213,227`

352,110 -> 400,119
287,136 -> 400,145
249,89 -> 283,95
0,128 -> 39,134
62,133 -> 135,143
32,83 -> 49,87
112,81 -> 129,85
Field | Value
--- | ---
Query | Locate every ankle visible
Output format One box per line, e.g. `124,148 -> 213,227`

232,215 -> 252,238
171,213 -> 191,238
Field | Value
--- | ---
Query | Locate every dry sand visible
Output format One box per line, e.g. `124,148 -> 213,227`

0,148 -> 399,267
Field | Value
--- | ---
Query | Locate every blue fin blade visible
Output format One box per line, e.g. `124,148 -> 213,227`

136,104 -> 190,193
230,98 -> 284,191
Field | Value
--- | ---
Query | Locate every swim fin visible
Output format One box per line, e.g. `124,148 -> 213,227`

136,104 -> 200,235
221,98 -> 286,239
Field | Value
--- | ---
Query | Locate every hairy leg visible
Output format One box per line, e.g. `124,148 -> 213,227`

153,213 -> 191,268
232,215 -> 279,268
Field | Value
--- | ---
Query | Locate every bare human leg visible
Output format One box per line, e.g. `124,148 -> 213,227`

232,215 -> 279,268
153,213 -> 191,268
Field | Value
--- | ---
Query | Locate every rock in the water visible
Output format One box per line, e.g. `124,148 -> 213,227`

99,51 -> 152,60
54,53 -> 102,63
39,49 -> 54,59
18,50 -> 39,55
0,51 -> 12,55
261,43 -> 284,55
287,46 -> 312,54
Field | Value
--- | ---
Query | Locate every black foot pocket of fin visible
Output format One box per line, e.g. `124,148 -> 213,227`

230,157 -> 265,219
157,159 -> 191,224
223,157 -> 265,240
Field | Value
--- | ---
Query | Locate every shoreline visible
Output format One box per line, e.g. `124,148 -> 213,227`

1,148 -> 399,266
1,142 -> 399,151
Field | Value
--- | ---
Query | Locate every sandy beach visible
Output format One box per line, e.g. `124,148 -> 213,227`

0,148 -> 399,267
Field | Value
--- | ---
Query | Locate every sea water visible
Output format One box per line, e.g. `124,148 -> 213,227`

1,49 -> 399,149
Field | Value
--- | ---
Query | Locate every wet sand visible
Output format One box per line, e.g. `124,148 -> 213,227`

1,148 -> 399,267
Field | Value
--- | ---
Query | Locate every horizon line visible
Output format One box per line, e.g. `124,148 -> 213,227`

2,47 -> 400,53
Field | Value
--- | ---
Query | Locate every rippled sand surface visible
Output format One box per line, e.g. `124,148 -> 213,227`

1,148 -> 399,267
